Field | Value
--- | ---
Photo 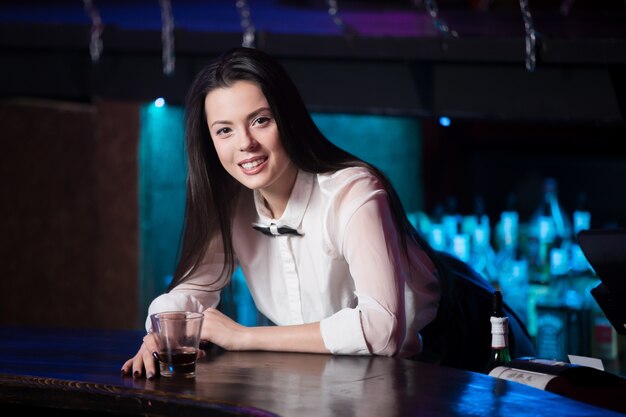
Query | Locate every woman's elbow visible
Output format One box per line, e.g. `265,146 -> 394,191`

363,313 -> 404,357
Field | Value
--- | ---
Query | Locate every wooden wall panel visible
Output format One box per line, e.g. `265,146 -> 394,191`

0,98 -> 140,329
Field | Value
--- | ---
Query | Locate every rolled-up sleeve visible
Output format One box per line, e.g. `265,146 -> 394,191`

145,290 -> 218,332
320,307 -> 370,355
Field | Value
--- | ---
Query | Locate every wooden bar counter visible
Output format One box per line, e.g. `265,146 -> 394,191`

0,326 -> 623,416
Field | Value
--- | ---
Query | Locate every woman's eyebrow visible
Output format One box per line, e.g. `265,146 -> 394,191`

246,107 -> 272,121
210,119 -> 231,128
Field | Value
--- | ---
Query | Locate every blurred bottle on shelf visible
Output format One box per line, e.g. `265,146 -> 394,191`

466,195 -> 498,285
441,196 -> 461,252
570,191 -> 592,276
494,192 -> 519,254
527,178 -> 571,285
415,179 -> 621,369
447,197 -> 471,264
534,177 -> 573,243
534,247 -> 591,361
450,232 -> 471,263
499,258 -> 529,327
427,203 -> 447,252
494,192 -> 527,320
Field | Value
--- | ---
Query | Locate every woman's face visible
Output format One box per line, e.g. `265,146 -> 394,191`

205,80 -> 296,198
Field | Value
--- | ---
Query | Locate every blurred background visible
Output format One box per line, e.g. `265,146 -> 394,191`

1,0 -> 625,368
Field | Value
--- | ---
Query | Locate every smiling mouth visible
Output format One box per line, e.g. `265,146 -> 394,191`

239,157 -> 268,170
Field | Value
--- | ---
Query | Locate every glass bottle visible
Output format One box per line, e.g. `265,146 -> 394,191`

450,232 -> 471,263
494,208 -> 520,287
467,195 -> 498,285
495,192 -> 520,253
528,216 -> 556,284
570,191 -> 592,276
441,196 -> 460,253
530,178 -> 572,244
428,203 -> 447,251
535,247 -> 591,361
470,223 -> 499,284
485,291 -> 512,374
527,177 -> 572,284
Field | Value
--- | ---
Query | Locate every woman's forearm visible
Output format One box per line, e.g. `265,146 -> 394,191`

201,308 -> 329,354
242,322 -> 329,354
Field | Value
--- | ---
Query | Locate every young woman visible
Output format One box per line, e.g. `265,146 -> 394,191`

122,47 -> 534,379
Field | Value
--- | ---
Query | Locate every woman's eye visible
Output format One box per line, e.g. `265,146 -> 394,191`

254,116 -> 271,126
215,127 -> 231,136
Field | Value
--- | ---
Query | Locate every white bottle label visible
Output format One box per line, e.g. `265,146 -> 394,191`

491,316 -> 509,349
489,366 -> 559,391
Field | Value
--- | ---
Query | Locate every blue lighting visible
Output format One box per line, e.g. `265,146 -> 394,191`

154,97 -> 165,108
439,116 -> 451,127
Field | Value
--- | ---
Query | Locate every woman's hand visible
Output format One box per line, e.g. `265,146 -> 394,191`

201,307 -> 249,351
121,333 -> 160,379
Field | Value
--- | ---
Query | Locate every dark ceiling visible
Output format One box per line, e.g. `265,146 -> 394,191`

1,0 -> 625,123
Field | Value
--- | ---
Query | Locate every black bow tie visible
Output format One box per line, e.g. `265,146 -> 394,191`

252,223 -> 303,237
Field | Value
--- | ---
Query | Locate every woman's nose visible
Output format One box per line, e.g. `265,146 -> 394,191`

239,129 -> 258,151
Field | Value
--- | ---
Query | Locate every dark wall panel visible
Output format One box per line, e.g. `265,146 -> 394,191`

0,98 -> 140,329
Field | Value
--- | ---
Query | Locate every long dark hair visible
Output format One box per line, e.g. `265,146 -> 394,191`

169,47 -> 453,326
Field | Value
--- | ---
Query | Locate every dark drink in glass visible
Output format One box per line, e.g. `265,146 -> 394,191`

159,347 -> 198,377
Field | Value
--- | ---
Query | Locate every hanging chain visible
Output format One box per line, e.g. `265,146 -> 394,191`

82,0 -> 103,63
423,0 -> 458,38
236,0 -> 256,48
518,0 -> 537,72
159,0 -> 175,76
326,0 -> 355,34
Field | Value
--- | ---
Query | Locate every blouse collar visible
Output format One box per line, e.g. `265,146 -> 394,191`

253,169 -> 315,231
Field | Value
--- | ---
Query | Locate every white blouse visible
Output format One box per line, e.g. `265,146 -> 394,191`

146,167 -> 440,357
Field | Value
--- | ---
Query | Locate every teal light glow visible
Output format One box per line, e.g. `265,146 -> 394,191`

439,116 -> 451,127
154,97 -> 165,108
138,103 -> 186,323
